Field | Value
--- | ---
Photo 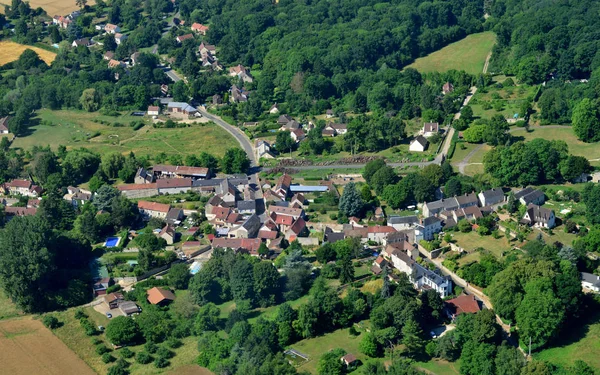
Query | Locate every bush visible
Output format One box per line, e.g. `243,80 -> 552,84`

102,353 -> 116,363
91,337 -> 102,345
156,346 -> 174,359
166,337 -> 182,349
106,284 -> 122,294
425,341 -> 437,357
42,315 -> 60,329
119,347 -> 135,359
154,357 -> 170,368
74,309 -> 87,319
321,263 -> 340,279
81,318 -> 98,336
96,344 -> 111,355
136,351 -> 153,364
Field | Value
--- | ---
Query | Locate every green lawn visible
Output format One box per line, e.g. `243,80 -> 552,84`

405,32 -> 496,75
449,232 -> 517,260
463,164 -> 484,176
415,359 -> 461,375
449,142 -> 478,163
291,327 -> 367,374
510,127 -> 600,160
12,109 -> 239,158
535,313 -> 600,371
470,83 -> 539,121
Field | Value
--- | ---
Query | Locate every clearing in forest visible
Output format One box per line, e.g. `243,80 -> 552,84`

0,40 -> 56,66
406,32 -> 496,75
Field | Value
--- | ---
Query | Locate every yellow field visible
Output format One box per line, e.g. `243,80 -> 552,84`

0,41 -> 56,66
0,318 -> 96,375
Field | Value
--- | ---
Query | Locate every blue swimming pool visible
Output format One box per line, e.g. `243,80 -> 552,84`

105,237 -> 120,248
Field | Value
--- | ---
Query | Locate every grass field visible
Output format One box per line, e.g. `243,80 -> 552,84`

291,327 -> 366,374
12,109 -> 238,158
470,83 -> 538,121
405,32 -> 496,75
0,40 -> 56,66
510,127 -> 600,160
449,232 -> 520,261
415,359 -> 461,375
0,318 -> 96,375
535,312 -> 600,371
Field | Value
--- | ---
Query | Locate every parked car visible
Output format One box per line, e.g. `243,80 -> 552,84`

106,312 -> 112,319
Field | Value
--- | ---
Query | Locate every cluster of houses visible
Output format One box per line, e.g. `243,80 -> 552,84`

99,286 -> 176,317
118,165 -> 211,198
52,10 -> 81,29
409,122 -> 441,152
421,186 -> 554,229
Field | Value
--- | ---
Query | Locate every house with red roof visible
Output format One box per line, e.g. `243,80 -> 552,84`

445,294 -> 481,320
191,23 -> 209,35
285,217 -> 308,241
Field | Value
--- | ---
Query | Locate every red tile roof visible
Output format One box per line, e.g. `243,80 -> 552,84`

446,295 -> 481,316
118,183 -> 157,191
367,225 -> 396,234
7,179 -> 31,188
147,287 -> 176,305
138,200 -> 170,213
273,213 -> 293,226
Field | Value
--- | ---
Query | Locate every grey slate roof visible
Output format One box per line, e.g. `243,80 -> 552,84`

388,215 -> 419,225
237,200 -> 256,211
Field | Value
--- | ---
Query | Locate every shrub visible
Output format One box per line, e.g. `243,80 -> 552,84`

42,315 -> 60,329
145,341 -> 158,354
106,284 -> 122,294
102,353 -> 116,363
74,309 -> 87,319
425,341 -> 437,357
81,318 -> 98,336
91,337 -> 102,345
156,346 -> 174,359
119,347 -> 135,359
166,337 -> 182,349
136,351 -> 153,364
154,357 -> 170,368
96,345 -> 111,355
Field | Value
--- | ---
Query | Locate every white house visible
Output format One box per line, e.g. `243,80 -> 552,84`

269,103 -> 280,114
522,204 -> 555,229
391,249 -> 452,297
114,33 -> 127,45
581,272 -> 600,293
147,106 -> 160,116
421,122 -> 439,137
416,217 -> 442,241
105,23 -> 120,34
478,188 -> 505,207
409,135 -> 428,152
0,117 -> 9,134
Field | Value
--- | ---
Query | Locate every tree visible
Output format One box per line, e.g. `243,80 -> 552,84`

570,360 -> 596,375
80,89 -> 100,112
294,299 -> 320,338
461,105 -> 474,123
315,243 -> 337,264
359,332 -> 381,357
459,340 -> 496,375
221,148 -> 250,174
75,0 -> 87,9
401,319 -> 425,357
31,151 -> 60,184
572,98 -> 600,142
275,131 -> 295,154
168,263 -> 191,289
495,343 -> 525,375
381,265 -> 391,299
370,166 -> 398,195
338,255 -> 354,284
106,316 -> 141,346
560,155 -> 590,182
102,153 -> 125,179
520,360 -> 552,375
506,192 -> 518,213
253,261 -> 281,307
338,182 -> 364,217
229,257 -> 255,304
195,303 -> 221,332
363,159 -> 386,184
515,277 -> 564,350
42,315 -> 60,329
317,348 -> 346,375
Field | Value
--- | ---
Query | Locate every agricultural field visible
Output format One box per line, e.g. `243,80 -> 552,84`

8,0 -> 95,19
0,318 -> 95,375
405,32 -> 496,75
0,40 -> 56,66
12,109 -> 239,158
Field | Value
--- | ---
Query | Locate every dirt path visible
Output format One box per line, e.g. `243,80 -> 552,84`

456,144 -> 484,174
483,52 -> 492,74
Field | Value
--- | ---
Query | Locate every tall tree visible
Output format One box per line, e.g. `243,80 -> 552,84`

572,98 -> 600,142
338,182 -> 364,217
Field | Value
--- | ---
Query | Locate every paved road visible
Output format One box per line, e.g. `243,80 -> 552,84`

199,108 -> 256,166
165,68 -> 183,82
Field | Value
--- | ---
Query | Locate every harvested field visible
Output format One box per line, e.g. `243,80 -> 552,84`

0,41 -> 56,66
0,318 -> 95,375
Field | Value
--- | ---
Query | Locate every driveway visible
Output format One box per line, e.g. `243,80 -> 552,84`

93,301 -> 124,319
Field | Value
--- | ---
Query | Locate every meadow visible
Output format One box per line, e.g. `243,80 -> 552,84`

405,32 -> 496,75
0,318 -> 96,375
0,40 -> 56,66
510,126 -> 600,160
12,109 -> 239,158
